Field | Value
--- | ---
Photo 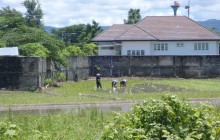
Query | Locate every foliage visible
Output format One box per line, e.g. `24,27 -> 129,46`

101,94 -> 220,139
0,108 -> 112,140
0,122 -> 20,139
52,21 -> 103,45
44,78 -> 53,86
63,43 -> 97,56
54,71 -> 65,82
0,6 -> 67,66
124,8 -> 142,24
22,0 -> 43,28
78,20 -> 103,44
20,43 -> 49,58
63,45 -> 84,56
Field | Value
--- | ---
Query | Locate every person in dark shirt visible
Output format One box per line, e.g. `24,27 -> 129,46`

96,73 -> 102,89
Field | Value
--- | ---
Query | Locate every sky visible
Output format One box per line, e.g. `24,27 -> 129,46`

1,0 -> 220,27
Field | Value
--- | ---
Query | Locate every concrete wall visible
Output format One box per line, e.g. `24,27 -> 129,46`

89,55 -> 220,78
1,55 -> 220,90
0,56 -> 45,90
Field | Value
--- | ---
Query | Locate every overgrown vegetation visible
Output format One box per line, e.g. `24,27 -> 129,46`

101,94 -> 220,139
0,108 -> 114,140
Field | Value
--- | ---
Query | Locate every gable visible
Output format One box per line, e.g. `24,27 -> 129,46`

116,25 -> 157,41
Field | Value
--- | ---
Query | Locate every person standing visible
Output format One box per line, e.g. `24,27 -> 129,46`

96,73 -> 102,89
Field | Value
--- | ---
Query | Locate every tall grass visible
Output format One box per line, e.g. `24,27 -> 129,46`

0,108 -> 114,140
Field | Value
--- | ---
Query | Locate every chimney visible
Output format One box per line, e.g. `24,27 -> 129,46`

171,1 -> 180,16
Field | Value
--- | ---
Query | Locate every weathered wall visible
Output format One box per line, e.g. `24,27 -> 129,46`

1,55 -> 220,90
88,56 -> 220,78
0,56 -> 45,90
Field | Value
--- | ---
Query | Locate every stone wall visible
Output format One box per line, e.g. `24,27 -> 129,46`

0,56 -> 45,90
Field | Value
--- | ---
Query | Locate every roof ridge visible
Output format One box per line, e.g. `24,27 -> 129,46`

114,24 -> 135,40
135,24 -> 159,40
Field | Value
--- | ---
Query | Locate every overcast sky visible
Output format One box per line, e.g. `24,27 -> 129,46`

1,0 -> 220,27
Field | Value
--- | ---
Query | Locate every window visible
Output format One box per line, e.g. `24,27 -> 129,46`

157,44 -> 160,50
161,44 -> 164,51
127,50 -> 131,55
154,43 -> 168,51
136,50 -> 140,56
206,43 -> 209,50
198,43 -> 201,50
194,42 -> 209,51
165,43 -> 168,50
132,50 -> 135,55
141,50 -> 145,55
202,43 -> 205,50
194,43 -> 197,50
154,44 -> 157,50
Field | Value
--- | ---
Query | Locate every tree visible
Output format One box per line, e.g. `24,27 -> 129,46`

78,20 -> 103,44
52,20 -> 103,45
124,8 -> 142,24
22,0 -> 43,28
101,94 -> 220,139
20,43 -> 49,58
0,6 -> 25,30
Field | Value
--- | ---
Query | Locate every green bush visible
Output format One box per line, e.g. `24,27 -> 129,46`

101,94 -> 220,140
54,71 -> 65,82
44,78 -> 53,86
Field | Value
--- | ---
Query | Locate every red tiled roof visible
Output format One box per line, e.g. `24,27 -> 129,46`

92,24 -> 133,41
92,16 -> 220,42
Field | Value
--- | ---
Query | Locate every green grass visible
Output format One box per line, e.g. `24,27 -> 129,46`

0,108 -> 115,140
0,78 -> 220,105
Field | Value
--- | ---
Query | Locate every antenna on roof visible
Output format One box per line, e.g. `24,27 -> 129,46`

185,0 -> 190,17
171,1 -> 180,16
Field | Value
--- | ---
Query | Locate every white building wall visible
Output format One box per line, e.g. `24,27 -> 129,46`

121,41 -> 151,55
121,41 -> 219,56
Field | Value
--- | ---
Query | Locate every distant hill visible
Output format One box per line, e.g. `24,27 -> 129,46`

197,19 -> 220,32
44,26 -> 109,34
44,26 -> 60,34
44,19 -> 220,34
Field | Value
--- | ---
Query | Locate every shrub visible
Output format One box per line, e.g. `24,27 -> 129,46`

101,94 -> 220,140
54,71 -> 65,82
44,78 -> 53,87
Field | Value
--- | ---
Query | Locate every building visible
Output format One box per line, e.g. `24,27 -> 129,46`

0,47 -> 19,56
92,16 -> 220,56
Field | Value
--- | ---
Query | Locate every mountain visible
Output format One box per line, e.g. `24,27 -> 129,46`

197,19 -> 220,32
44,19 -> 220,34
44,26 -> 109,34
44,26 -> 60,34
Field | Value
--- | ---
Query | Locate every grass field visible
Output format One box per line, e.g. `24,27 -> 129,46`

1,77 -> 220,139
0,77 -> 220,105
